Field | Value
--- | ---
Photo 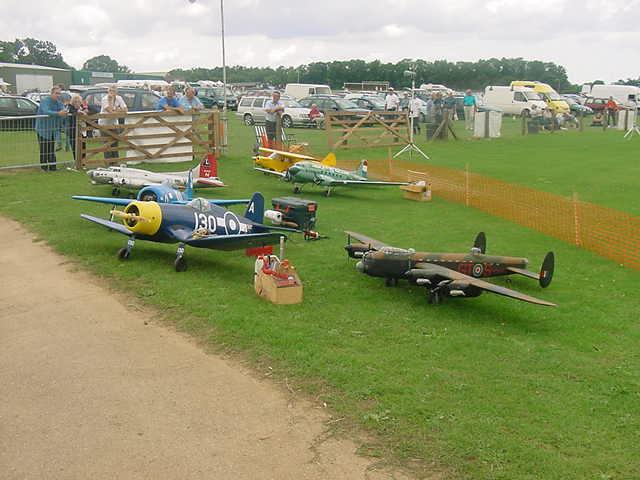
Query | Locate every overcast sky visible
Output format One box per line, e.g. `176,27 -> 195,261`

1,0 -> 638,84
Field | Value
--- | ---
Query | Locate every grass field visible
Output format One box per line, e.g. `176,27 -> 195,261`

1,115 -> 639,479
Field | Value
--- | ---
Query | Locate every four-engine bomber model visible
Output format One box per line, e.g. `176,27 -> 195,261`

345,231 -> 555,306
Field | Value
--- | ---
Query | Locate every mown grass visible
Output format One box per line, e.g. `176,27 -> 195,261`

0,115 -> 638,479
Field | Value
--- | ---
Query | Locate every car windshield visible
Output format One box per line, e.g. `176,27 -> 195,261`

545,91 -> 562,101
212,87 -> 234,97
335,99 -> 359,109
524,91 -> 544,101
282,99 -> 302,108
364,97 -> 386,108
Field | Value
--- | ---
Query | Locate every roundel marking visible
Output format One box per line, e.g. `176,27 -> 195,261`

472,263 -> 484,277
224,211 -> 240,235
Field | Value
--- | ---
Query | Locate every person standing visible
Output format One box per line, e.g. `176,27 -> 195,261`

264,91 -> 285,143
67,94 -> 88,162
99,85 -> 128,160
605,96 -> 618,127
463,89 -> 477,130
157,86 -> 185,113
409,96 -> 422,135
385,87 -> 400,111
34,86 -> 66,171
178,87 -> 204,112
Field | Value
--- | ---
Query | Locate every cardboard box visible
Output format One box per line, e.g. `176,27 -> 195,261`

400,182 -> 432,202
254,270 -> 303,305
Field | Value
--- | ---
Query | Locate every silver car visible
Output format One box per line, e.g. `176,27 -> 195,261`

236,96 -> 320,127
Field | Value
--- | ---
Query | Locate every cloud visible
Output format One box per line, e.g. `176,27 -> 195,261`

0,0 -> 637,83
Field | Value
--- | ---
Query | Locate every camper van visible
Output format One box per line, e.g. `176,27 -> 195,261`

510,81 -> 570,114
284,83 -> 332,100
483,86 -> 548,116
588,84 -> 640,109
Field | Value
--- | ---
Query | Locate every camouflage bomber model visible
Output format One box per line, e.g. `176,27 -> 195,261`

345,231 -> 556,306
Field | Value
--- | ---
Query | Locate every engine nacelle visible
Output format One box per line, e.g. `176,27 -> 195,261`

345,243 -> 370,259
445,281 -> 482,298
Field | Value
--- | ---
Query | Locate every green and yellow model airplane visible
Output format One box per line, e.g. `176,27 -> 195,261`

255,158 -> 409,196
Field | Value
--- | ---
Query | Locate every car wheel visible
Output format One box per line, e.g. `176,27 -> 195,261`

244,114 -> 254,126
282,115 -> 293,128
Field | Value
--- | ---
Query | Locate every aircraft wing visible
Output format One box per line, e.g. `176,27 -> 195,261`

344,231 -> 390,250
258,147 -> 316,161
324,179 -> 409,187
185,232 -> 285,251
254,167 -> 286,177
409,263 -> 556,307
195,178 -> 226,187
506,266 -> 540,280
80,214 -> 132,236
171,198 -> 251,207
73,195 -> 133,207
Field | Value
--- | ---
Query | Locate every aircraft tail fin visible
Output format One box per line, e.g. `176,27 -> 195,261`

539,252 -> 554,288
244,192 -> 265,224
195,152 -> 218,179
356,159 -> 368,178
185,170 -> 194,201
321,152 -> 337,167
473,232 -> 487,254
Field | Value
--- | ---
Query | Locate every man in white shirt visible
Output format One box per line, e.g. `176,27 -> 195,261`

385,87 -> 400,111
264,91 -> 285,143
409,96 -> 422,135
99,85 -> 128,159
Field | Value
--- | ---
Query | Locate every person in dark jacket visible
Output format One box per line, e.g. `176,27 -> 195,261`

34,86 -> 67,171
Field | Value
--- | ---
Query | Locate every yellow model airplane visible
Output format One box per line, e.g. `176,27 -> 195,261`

254,147 -> 336,173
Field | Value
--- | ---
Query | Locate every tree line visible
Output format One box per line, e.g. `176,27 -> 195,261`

2,37 -> 637,91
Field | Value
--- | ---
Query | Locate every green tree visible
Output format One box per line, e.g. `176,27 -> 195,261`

82,55 -> 131,73
12,38 -> 70,68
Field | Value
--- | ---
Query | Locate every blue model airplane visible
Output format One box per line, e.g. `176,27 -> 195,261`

74,192 -> 298,271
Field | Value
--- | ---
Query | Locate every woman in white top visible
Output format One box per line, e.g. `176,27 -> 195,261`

99,85 -> 128,159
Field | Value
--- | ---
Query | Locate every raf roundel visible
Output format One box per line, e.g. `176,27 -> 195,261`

472,263 -> 484,277
224,212 -> 240,235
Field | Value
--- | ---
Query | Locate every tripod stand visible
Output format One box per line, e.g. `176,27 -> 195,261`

394,71 -> 429,160
619,108 -> 639,138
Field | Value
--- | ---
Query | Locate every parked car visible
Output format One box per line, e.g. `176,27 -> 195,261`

298,95 -> 369,116
196,87 -> 238,111
284,83 -> 332,100
236,95 -> 319,127
483,86 -> 548,117
562,96 -> 593,115
344,94 -> 387,111
81,88 -> 162,114
0,95 -> 39,129
583,97 -> 608,112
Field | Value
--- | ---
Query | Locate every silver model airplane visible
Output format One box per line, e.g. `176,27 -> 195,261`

87,155 -> 225,195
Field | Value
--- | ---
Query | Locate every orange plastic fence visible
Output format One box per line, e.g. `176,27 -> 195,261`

339,158 -> 640,270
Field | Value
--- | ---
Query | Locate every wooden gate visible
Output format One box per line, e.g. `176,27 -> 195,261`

325,111 -> 410,150
76,110 -> 222,168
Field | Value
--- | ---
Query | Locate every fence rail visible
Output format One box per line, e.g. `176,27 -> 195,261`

325,111 -> 410,150
338,158 -> 640,271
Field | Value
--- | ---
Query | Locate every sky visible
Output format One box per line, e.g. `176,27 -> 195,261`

1,0 -> 638,84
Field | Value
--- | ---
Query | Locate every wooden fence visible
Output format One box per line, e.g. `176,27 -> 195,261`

325,111 -> 410,150
76,110 -> 222,168
338,158 -> 640,271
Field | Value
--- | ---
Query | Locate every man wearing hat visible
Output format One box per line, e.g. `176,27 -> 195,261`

385,87 -> 400,111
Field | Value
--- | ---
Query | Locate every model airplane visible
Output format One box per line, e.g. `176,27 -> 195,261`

254,147 -> 336,173
256,159 -> 409,196
75,192 -> 298,271
345,231 -> 555,306
87,154 -> 224,196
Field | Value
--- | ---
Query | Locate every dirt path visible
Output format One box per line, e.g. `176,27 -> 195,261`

0,218 -> 413,480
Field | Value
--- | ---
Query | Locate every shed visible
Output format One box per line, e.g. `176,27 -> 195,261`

0,62 -> 72,94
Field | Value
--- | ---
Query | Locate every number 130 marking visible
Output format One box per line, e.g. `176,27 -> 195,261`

194,212 -> 217,233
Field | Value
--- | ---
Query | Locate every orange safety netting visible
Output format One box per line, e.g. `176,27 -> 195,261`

339,158 -> 640,270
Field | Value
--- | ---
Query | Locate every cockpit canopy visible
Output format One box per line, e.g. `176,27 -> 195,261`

379,246 -> 415,256
187,197 -> 214,212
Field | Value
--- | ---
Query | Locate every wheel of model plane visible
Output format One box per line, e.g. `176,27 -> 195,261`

117,247 -> 130,260
243,114 -> 254,126
323,189 -> 331,197
385,277 -> 398,287
428,289 -> 443,305
174,256 -> 187,272
112,187 -> 120,196
293,186 -> 301,194
282,115 -> 293,128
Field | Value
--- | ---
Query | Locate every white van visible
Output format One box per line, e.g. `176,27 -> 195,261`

589,84 -> 639,108
284,83 -> 332,100
483,86 -> 548,116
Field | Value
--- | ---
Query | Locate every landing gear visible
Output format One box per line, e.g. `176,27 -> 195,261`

118,236 -> 135,260
112,187 -> 121,196
293,186 -> 302,194
427,289 -> 443,305
384,277 -> 398,287
323,188 -> 332,197
174,243 -> 187,272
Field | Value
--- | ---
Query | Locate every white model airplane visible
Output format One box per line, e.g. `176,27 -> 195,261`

87,155 -> 225,195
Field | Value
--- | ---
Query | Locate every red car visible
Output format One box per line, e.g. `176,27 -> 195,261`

584,97 -> 608,112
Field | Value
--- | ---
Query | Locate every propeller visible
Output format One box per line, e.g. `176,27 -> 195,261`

283,169 -> 292,182
110,209 -> 149,223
